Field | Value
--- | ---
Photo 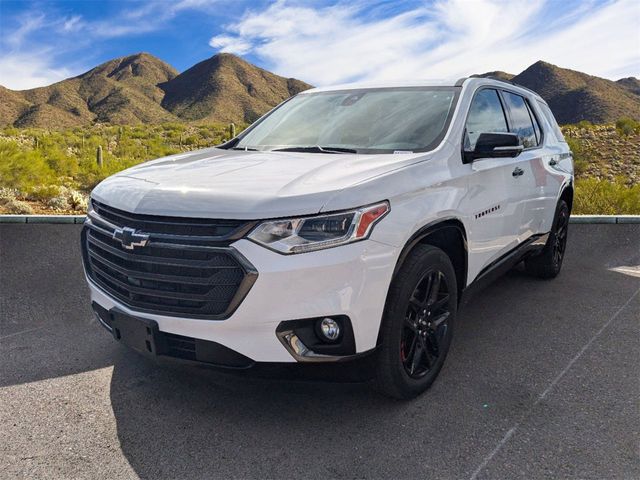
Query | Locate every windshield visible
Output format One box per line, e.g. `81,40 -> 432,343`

235,87 -> 458,154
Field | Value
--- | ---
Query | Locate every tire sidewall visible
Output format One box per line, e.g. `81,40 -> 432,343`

378,246 -> 458,398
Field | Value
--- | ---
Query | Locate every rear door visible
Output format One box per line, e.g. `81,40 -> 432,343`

499,90 -> 549,239
461,88 -> 528,279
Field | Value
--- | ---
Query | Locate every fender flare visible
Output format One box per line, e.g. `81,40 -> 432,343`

391,217 -> 468,289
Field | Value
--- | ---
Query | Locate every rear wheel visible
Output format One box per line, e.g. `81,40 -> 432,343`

525,199 -> 570,279
375,245 -> 457,400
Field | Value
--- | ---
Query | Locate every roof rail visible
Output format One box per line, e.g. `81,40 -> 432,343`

454,77 -> 468,87
472,76 -> 541,97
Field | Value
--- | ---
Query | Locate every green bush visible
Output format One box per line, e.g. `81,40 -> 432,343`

576,120 -> 594,129
0,123 -> 237,196
0,141 -> 56,190
615,117 -> 640,137
574,177 -> 640,214
565,137 -> 588,176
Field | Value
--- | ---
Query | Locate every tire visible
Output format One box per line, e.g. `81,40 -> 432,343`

375,245 -> 457,400
524,199 -> 570,279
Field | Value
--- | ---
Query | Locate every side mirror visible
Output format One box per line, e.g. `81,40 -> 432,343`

464,132 -> 523,163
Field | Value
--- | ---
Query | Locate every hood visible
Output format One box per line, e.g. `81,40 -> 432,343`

91,147 -> 427,219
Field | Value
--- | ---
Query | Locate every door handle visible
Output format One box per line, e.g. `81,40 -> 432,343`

512,167 -> 524,177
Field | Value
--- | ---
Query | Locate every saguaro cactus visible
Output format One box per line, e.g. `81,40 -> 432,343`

229,122 -> 236,139
96,145 -> 103,168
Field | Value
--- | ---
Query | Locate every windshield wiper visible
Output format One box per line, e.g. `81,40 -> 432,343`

231,146 -> 258,151
272,145 -> 357,154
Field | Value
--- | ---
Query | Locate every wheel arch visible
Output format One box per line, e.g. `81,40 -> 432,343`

559,183 -> 574,213
376,217 -> 468,346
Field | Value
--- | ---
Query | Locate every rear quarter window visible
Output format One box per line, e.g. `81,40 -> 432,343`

501,91 -> 538,148
536,101 -> 566,143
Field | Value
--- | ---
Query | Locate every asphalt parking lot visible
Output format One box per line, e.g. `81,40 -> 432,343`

1,223 -> 638,479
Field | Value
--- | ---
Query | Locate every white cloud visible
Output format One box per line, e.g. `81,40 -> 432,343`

5,12 -> 45,48
210,0 -> 640,84
0,51 -> 73,90
62,15 -> 83,32
209,35 -> 253,55
93,0 -> 221,38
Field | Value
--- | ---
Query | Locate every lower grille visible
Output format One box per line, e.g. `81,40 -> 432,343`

82,203 -> 257,319
165,333 -> 197,361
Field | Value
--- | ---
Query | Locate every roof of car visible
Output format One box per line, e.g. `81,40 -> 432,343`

303,77 -> 544,102
302,79 -> 460,93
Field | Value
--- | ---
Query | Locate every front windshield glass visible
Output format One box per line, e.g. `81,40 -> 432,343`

235,87 -> 458,154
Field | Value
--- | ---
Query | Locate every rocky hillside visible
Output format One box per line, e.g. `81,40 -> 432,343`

476,62 -> 640,124
562,123 -> 640,184
511,62 -> 640,124
160,53 -> 311,123
0,53 -> 311,128
0,53 -> 180,128
1,55 -> 638,128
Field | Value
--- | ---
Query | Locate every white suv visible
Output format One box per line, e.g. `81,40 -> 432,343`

82,77 -> 573,399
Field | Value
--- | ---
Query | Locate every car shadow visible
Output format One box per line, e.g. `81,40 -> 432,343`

3,224 -> 639,478
107,223 -> 640,479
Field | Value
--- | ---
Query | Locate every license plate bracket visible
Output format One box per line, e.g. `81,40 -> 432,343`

110,311 -> 163,357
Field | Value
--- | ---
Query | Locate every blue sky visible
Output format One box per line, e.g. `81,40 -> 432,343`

0,0 -> 638,90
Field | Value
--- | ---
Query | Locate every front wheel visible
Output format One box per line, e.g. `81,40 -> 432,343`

525,199 -> 570,279
375,245 -> 457,400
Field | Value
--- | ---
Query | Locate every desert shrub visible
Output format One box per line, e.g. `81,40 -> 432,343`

0,198 -> 34,214
565,137 -> 588,176
615,117 -> 640,137
0,141 -> 56,190
25,185 -> 61,201
576,120 -> 594,129
573,177 -> 640,214
47,195 -> 70,211
0,187 -> 18,200
43,147 -> 79,178
69,189 -> 88,210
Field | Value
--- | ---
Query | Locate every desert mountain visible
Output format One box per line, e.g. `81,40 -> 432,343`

0,53 -> 311,128
475,61 -> 640,124
471,71 -> 515,82
509,61 -> 640,124
160,53 -> 312,123
616,77 -> 640,96
2,53 -> 180,128
0,55 -> 637,128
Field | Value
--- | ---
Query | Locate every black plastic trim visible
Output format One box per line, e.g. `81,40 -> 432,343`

460,233 -> 548,306
391,217 -> 468,288
82,217 -> 258,320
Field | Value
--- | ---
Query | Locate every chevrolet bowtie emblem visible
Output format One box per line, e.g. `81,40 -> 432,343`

113,227 -> 150,250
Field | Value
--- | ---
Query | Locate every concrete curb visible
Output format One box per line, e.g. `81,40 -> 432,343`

1,214 -> 639,224
0,215 -> 86,224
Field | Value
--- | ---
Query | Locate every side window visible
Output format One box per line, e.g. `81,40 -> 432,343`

526,101 -> 542,144
501,91 -> 538,148
464,89 -> 508,150
537,100 -> 566,142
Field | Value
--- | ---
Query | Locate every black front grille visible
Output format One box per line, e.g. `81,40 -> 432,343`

82,202 -> 258,319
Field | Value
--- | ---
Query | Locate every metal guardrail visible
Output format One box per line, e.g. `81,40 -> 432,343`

1,215 -> 639,224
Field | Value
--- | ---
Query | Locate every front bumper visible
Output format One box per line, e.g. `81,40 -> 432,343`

87,238 -> 399,363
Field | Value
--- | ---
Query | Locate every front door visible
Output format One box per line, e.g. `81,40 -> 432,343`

460,88 -> 528,280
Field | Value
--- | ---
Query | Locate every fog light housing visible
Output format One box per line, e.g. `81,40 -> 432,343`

318,317 -> 341,342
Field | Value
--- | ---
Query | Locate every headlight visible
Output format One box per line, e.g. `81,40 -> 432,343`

248,201 -> 390,254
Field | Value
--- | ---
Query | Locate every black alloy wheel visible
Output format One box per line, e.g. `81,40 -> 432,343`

401,270 -> 451,378
551,202 -> 569,268
525,199 -> 570,279
375,244 -> 457,399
